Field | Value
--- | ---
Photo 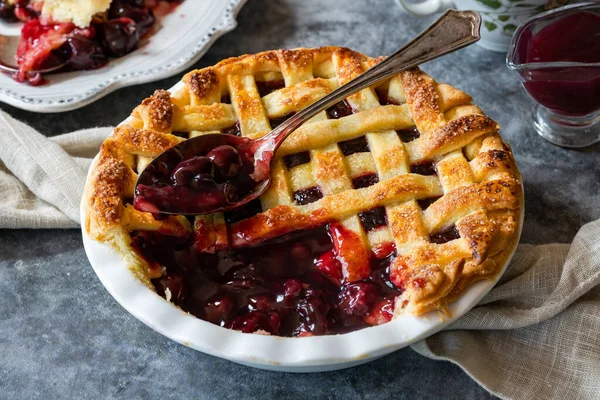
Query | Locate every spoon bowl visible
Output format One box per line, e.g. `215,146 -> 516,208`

134,133 -> 272,215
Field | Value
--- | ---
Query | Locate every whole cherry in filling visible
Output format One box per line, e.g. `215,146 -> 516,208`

208,145 -> 242,180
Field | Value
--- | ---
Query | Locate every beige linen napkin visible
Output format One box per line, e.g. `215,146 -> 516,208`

1,109 -> 599,400
0,111 -> 111,228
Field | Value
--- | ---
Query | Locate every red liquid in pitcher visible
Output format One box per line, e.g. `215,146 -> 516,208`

516,12 -> 600,116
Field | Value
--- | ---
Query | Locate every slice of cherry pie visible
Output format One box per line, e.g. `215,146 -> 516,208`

84,47 -> 522,337
0,0 -> 181,84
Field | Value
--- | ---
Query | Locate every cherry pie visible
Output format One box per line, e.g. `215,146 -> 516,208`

84,47 -> 522,337
0,0 -> 181,84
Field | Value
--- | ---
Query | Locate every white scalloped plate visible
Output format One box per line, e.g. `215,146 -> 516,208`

81,91 -> 523,371
0,0 -> 246,113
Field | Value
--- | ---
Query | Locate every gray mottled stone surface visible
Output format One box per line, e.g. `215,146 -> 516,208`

0,0 -> 599,399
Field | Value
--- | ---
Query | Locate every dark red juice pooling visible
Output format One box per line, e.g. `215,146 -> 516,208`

516,12 -> 600,116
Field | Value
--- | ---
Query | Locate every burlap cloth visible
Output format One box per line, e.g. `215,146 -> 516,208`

2,110 -> 599,399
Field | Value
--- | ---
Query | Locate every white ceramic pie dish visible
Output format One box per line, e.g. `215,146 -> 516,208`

0,0 -> 247,113
80,77 -> 523,370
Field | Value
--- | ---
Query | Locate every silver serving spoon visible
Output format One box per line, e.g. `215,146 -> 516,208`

135,9 -> 481,216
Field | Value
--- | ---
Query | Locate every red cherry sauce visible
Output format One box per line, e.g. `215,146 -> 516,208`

515,11 -> 600,116
130,223 -> 403,337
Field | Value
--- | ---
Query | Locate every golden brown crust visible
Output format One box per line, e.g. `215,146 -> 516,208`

91,154 -> 132,225
400,68 -> 445,133
187,69 -> 220,103
133,90 -> 174,133
84,47 -> 523,319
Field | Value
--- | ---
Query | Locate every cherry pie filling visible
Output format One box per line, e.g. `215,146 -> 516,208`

127,98 -> 460,337
0,0 -> 181,84
131,224 -> 403,337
